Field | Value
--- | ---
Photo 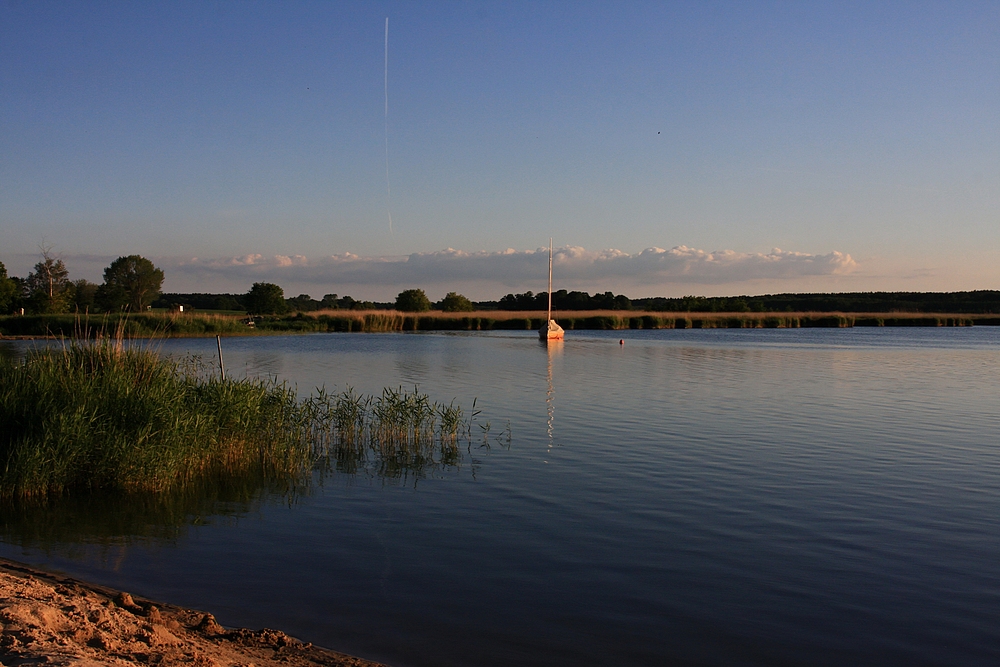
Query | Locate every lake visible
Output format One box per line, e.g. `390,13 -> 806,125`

1,328 -> 999,666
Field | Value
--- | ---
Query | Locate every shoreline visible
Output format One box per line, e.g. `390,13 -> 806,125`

2,310 -> 1000,340
0,556 -> 386,667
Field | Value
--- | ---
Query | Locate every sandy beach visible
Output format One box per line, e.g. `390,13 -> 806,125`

0,557 -> 386,667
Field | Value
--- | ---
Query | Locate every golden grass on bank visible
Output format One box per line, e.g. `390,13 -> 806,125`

4,310 -> 997,340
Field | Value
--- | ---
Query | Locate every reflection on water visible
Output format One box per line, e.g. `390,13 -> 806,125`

542,340 -> 562,453
2,329 -> 999,667
395,352 -> 431,387
0,475 -> 302,552
318,426 -> 469,484
0,421 -> 487,548
0,342 -> 19,364
242,349 -> 285,380
0,354 -> 490,547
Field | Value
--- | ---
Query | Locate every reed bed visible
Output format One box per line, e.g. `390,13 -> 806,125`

0,340 -> 480,500
0,341 -> 311,500
303,386 -> 481,480
489,310 -> 990,329
4,310 -> 998,339
226,309 -> 1000,332
0,313 -> 256,338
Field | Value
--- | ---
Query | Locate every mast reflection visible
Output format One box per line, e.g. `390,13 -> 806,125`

542,339 -> 563,452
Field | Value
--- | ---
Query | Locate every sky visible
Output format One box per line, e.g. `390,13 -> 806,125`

1,1 -> 997,301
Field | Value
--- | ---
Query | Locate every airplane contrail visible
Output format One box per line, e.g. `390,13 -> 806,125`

384,16 -> 392,234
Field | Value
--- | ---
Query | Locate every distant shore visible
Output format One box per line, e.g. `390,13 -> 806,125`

2,310 -> 999,339
0,556 -> 385,667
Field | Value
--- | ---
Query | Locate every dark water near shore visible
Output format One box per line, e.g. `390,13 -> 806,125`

2,328 -> 999,666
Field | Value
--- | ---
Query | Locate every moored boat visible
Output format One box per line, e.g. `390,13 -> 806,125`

538,239 -> 564,341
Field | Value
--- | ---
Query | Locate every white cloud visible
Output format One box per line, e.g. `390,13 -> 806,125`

1,245 -> 859,298
154,245 -> 856,294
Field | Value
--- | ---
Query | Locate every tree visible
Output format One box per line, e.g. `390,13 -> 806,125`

71,279 -> 99,312
245,282 -> 288,314
498,291 -> 543,311
321,293 -> 376,310
25,249 -> 72,313
395,289 -> 431,312
0,261 -> 17,314
97,255 -> 165,312
438,292 -> 475,312
286,293 -> 321,312
210,295 -> 244,311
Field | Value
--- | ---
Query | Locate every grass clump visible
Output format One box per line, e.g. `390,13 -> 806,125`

0,341 -> 312,500
0,340 -> 491,500
304,386 -> 489,481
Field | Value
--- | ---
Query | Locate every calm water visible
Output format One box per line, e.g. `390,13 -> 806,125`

2,328 -> 999,666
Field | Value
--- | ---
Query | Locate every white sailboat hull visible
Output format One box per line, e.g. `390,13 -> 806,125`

539,319 -> 564,341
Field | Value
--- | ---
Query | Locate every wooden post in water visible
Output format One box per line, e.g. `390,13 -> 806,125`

216,335 -> 226,380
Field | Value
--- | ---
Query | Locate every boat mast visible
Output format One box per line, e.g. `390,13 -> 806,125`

547,238 -> 553,322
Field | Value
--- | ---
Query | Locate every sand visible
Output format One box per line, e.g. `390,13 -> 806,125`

0,558 -> 386,667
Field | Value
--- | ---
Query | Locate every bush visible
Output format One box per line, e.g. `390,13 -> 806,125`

438,292 -> 475,312
395,289 -> 431,312
245,282 -> 288,314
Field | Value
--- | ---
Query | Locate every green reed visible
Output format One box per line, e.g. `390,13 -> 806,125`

304,385 -> 482,481
0,340 -> 314,500
0,340 -> 484,499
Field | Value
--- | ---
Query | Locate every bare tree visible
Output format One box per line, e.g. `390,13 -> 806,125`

25,246 -> 72,313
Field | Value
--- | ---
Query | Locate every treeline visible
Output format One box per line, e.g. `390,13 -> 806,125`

481,290 -> 1000,314
4,249 -> 999,317
152,291 -> 383,313
0,249 -> 383,317
0,252 -> 164,315
629,291 -> 1000,314
130,284 -> 461,316
144,288 -> 1000,314
493,290 -> 632,311
156,287 -> 476,314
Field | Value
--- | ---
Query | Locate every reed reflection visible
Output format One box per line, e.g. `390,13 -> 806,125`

0,385 -> 489,548
0,475 -> 299,552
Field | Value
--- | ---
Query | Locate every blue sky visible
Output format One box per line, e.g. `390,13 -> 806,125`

1,1 -> 997,300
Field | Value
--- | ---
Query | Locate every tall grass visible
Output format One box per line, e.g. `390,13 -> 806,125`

0,340 -> 483,500
303,386 -> 483,481
3,310 -> 995,339
0,313 -> 256,338
0,341 -> 311,500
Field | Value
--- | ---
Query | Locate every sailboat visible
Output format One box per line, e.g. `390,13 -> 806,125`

539,238 -> 565,341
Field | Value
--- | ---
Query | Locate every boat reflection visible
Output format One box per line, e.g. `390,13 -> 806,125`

542,339 -> 563,452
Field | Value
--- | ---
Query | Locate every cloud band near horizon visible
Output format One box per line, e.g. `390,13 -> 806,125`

171,245 -> 857,290
1,245 -> 858,298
